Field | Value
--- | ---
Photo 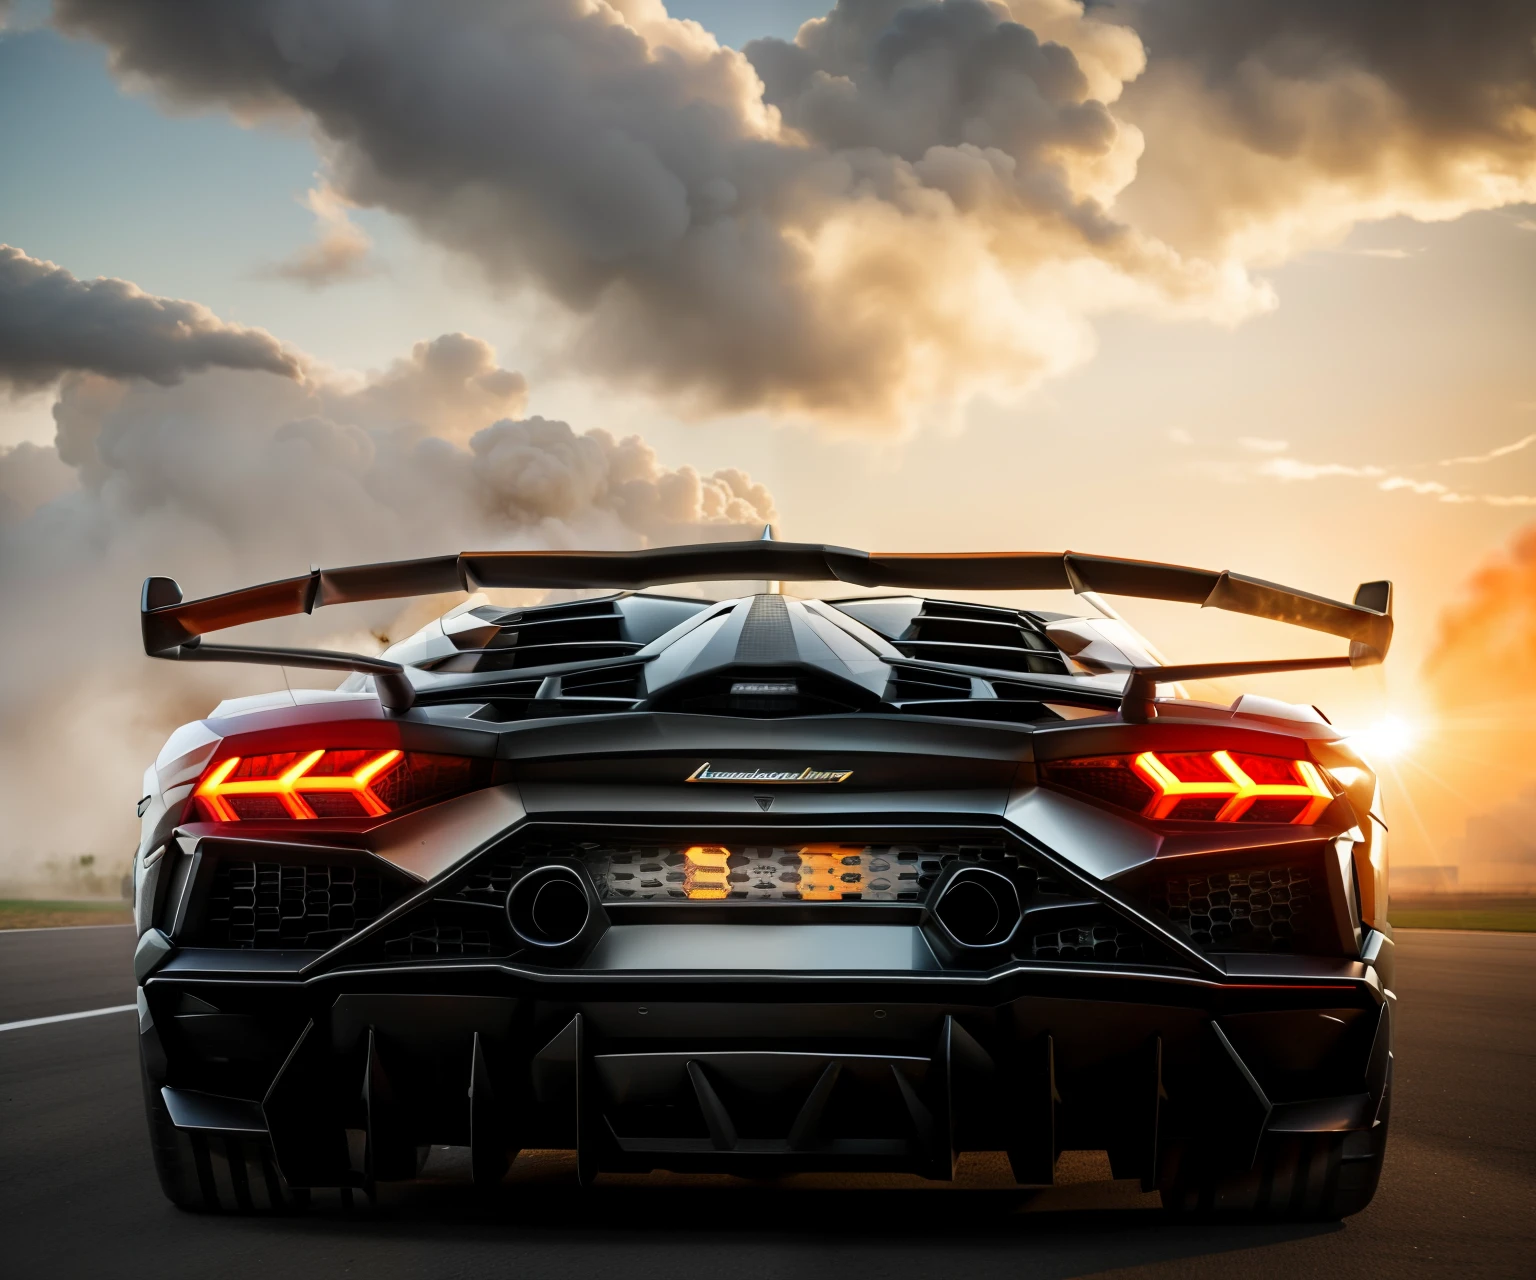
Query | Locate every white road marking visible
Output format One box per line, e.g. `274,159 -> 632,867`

0,923 -> 135,935
0,1004 -> 137,1033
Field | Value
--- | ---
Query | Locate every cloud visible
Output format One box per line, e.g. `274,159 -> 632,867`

1263,457 -> 1536,506
259,182 -> 377,289
49,1 -> 1536,425
0,0 -> 43,34
1249,429 -> 1536,505
0,244 -> 301,392
1440,432 -> 1536,466
1258,457 -> 1384,482
1166,426 -> 1192,445
1378,476 -> 1451,497
0,259 -> 774,882
48,0 -> 1268,424
1107,0 -> 1536,263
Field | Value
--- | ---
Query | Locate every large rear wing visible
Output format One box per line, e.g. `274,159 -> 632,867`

141,539 -> 1392,718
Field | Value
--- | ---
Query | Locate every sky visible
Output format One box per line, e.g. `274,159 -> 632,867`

2,1 -> 1535,886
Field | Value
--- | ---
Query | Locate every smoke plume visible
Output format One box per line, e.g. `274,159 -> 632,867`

50,0 -> 1536,422
0,263 -> 774,886
1418,521 -> 1536,886
0,245 -> 301,390
0,441 -> 75,524
1424,521 -> 1536,708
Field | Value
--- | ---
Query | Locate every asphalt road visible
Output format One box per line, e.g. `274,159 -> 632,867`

1,927 -> 1531,1280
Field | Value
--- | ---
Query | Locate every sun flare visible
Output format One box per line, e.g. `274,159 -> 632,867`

1344,713 -> 1424,762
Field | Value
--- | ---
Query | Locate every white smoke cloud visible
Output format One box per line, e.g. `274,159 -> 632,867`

0,244 -> 301,391
0,308 -> 774,886
323,331 -> 529,444
0,441 -> 75,523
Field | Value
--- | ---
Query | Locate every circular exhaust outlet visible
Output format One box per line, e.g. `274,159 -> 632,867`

932,867 -> 1021,949
507,864 -> 592,949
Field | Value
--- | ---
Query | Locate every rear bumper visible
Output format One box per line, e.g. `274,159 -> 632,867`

140,950 -> 1392,1187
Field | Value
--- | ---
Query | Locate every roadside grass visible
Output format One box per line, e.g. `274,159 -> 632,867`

1391,909 -> 1536,933
0,899 -> 133,930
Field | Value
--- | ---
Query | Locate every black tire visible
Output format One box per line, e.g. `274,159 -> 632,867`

1162,1072 -> 1391,1220
141,1047 -> 308,1214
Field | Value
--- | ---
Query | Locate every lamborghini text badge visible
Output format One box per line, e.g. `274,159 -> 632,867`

686,762 -> 853,784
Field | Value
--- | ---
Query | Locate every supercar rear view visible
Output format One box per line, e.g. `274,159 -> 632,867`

130,535 -> 1396,1218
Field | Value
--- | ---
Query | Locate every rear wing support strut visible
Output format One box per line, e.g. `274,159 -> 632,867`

141,577 -> 416,713
1118,581 -> 1394,721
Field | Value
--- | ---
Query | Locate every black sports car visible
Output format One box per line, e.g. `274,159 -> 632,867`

131,535 -> 1395,1218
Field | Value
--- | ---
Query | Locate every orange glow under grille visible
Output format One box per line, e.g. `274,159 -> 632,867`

676,843 -> 877,900
194,749 -> 404,822
680,845 -> 731,899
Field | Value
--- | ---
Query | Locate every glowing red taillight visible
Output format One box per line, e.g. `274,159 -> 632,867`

1041,750 -> 1333,825
191,749 -> 476,822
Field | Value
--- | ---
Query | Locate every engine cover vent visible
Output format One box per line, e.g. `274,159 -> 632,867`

423,597 -> 642,673
893,600 -> 1068,676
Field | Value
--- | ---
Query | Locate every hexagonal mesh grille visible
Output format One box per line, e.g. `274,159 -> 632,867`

201,860 -> 400,949
590,844 -> 930,901
1030,919 -> 1149,962
1155,866 -> 1312,949
450,841 -> 1019,904
382,918 -> 494,958
454,858 -> 527,905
